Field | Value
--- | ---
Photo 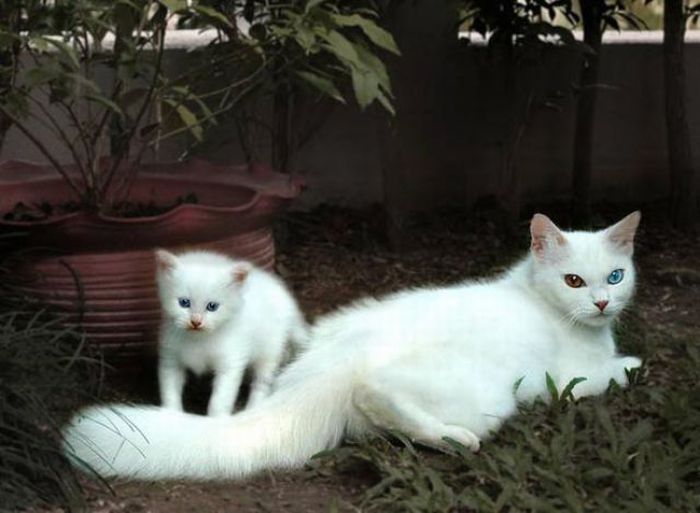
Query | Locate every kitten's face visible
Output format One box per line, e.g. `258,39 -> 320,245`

530,212 -> 640,328
155,251 -> 249,334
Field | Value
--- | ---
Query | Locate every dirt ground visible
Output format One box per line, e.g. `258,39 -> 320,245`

34,203 -> 700,513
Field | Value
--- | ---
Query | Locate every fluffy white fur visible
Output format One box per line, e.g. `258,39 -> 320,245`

63,212 -> 643,480
155,250 -> 308,416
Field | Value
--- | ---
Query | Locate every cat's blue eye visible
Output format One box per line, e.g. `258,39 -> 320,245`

206,302 -> 219,312
607,269 -> 624,285
178,297 -> 191,308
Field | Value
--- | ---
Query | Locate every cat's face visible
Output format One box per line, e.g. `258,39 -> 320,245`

155,250 -> 250,334
529,212 -> 640,328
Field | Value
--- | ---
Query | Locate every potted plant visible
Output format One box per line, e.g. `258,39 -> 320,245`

0,0 -> 398,365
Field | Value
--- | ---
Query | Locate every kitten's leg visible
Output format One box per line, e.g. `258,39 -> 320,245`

247,358 -> 279,408
353,382 -> 481,452
207,365 -> 245,417
159,362 -> 186,411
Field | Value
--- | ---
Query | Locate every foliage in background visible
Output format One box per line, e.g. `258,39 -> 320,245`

316,324 -> 700,512
0,0 -> 398,210
456,0 -> 581,228
178,0 -> 399,173
0,286 -> 104,511
568,0 -> 650,227
456,0 -> 657,228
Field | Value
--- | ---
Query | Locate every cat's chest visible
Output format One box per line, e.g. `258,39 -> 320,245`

176,336 -> 239,375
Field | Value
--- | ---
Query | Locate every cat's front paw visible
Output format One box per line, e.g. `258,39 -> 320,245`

441,425 -> 481,453
613,356 -> 642,386
620,356 -> 642,371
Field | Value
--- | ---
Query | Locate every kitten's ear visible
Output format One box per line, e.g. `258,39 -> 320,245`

604,211 -> 641,255
530,213 -> 567,260
232,262 -> 252,285
155,249 -> 178,273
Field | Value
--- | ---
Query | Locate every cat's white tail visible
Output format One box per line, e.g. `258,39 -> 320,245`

62,351 -> 357,480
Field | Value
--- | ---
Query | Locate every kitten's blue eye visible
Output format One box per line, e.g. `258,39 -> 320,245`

206,302 -> 219,312
178,298 -> 191,308
607,269 -> 624,285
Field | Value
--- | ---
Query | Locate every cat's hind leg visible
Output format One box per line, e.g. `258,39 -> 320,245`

353,381 -> 481,452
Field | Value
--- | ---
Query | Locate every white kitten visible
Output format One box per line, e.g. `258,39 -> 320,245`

64,212 -> 643,480
155,249 -> 308,416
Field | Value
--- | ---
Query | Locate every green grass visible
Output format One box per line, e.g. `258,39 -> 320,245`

0,299 -> 104,511
316,316 -> 700,512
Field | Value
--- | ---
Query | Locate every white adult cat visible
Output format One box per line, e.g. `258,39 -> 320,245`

155,249 -> 308,416
63,212 -> 642,480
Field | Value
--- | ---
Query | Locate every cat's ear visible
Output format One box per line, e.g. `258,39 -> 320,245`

232,262 -> 252,285
604,211 -> 641,255
530,213 -> 567,261
155,249 -> 178,273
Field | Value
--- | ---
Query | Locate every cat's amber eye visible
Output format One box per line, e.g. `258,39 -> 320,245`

564,274 -> 586,288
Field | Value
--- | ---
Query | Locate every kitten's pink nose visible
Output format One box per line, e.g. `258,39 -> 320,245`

594,300 -> 609,312
189,317 -> 203,329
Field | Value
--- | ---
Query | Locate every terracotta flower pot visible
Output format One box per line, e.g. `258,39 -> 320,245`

0,159 -> 302,367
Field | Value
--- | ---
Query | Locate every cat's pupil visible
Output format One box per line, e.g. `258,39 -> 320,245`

607,269 -> 624,285
206,302 -> 220,312
564,274 -> 585,288
178,298 -> 191,308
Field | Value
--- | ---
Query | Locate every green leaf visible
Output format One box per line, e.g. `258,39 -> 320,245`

28,36 -> 50,52
374,88 -> 395,116
350,67 -> 377,111
193,5 -> 233,27
305,0 -> 328,14
583,467 -> 615,481
293,24 -> 317,53
85,94 -> 125,119
24,66 -> 60,87
0,30 -> 21,47
595,403 -> 618,444
319,30 -> 361,69
173,103 -> 203,141
331,14 -> 400,55
64,73 -> 101,94
39,37 -> 81,70
295,70 -> 346,104
545,372 -> 559,402
354,43 -> 392,95
159,0 -> 188,12
560,377 -> 587,400
513,376 -> 526,394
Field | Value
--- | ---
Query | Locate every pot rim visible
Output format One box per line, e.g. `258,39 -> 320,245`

0,158 -> 303,228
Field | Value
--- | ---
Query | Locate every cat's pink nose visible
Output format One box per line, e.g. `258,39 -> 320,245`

594,300 -> 609,312
189,318 -> 202,329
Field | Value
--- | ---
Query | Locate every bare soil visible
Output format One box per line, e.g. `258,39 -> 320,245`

30,203 -> 700,513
